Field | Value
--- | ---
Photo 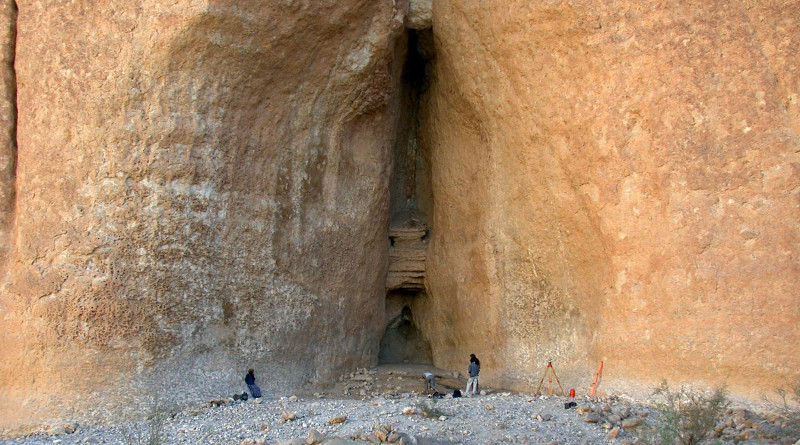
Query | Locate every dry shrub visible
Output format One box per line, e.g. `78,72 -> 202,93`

649,381 -> 729,445
763,378 -> 800,437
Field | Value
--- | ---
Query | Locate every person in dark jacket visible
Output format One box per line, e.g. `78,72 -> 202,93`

466,354 -> 480,395
245,369 -> 262,398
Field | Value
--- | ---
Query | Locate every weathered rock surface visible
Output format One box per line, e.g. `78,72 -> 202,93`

0,0 -> 408,429
417,0 -> 799,395
386,227 -> 428,291
0,0 -> 15,271
1,0 -> 799,432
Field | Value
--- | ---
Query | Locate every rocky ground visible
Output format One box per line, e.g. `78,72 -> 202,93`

2,366 -> 798,445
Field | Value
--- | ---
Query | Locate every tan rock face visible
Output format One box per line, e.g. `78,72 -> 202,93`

1,0 -> 798,431
0,0 -> 407,427
418,0 -> 799,395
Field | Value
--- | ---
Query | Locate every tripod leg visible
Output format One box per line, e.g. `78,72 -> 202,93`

534,369 -> 548,395
550,366 -> 566,396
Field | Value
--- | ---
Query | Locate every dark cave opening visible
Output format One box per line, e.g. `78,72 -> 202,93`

378,294 -> 432,365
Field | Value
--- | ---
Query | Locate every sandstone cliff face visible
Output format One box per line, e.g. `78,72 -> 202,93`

1,0 -> 798,431
0,0 -> 407,427
418,0 -> 799,395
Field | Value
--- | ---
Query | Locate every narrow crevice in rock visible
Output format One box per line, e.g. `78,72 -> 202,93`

389,28 -> 434,228
0,0 -> 17,274
380,24 -> 435,365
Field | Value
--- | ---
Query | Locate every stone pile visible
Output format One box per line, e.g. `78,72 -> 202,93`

340,368 -> 380,398
574,395 -> 800,445
574,397 -> 648,440
710,408 -> 799,444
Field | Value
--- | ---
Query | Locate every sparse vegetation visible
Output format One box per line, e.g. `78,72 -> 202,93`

414,399 -> 448,418
122,396 -> 169,445
763,378 -> 800,438
647,381 -> 730,445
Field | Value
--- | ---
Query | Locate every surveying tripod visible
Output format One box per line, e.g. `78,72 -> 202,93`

534,360 -> 565,396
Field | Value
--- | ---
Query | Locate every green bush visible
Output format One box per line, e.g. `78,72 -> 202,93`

649,381 -> 729,445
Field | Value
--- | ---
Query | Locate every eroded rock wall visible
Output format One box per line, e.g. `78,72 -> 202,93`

0,0 -> 14,271
419,0 -> 799,396
0,0 -> 407,428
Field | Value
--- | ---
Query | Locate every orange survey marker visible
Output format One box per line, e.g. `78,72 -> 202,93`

589,361 -> 604,397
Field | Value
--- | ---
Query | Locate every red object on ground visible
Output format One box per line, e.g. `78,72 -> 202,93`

569,388 -> 576,398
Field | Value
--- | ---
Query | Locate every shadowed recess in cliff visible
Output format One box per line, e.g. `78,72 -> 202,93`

380,25 -> 435,365
0,0 -> 17,273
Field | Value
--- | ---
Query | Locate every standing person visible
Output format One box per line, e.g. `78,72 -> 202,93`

466,354 -> 480,396
245,369 -> 262,399
470,354 -> 481,393
423,371 -> 436,393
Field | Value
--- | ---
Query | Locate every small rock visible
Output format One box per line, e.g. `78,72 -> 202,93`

608,427 -> 621,439
439,415 -> 447,421
328,415 -> 347,425
376,430 -> 388,442
402,407 -> 416,415
485,405 -> 495,410
289,395 -> 299,402
282,411 -> 297,421
364,434 -> 382,444
584,413 -> 601,423
260,424 -> 271,431
306,429 -> 325,444
621,418 -> 641,429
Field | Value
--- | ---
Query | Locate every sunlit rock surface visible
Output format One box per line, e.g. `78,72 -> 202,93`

418,0 -> 799,396
0,0 -> 406,428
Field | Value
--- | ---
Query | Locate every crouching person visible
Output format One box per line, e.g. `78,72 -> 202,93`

245,368 -> 262,398
423,371 -> 436,394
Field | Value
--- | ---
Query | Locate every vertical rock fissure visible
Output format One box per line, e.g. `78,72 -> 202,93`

390,28 -> 433,227
0,0 -> 17,274
380,26 -> 435,365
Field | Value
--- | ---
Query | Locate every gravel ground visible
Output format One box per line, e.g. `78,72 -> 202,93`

2,366 -> 797,445
0,392 -> 624,445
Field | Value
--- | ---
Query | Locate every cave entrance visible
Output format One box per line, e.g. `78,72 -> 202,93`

378,291 -> 432,365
